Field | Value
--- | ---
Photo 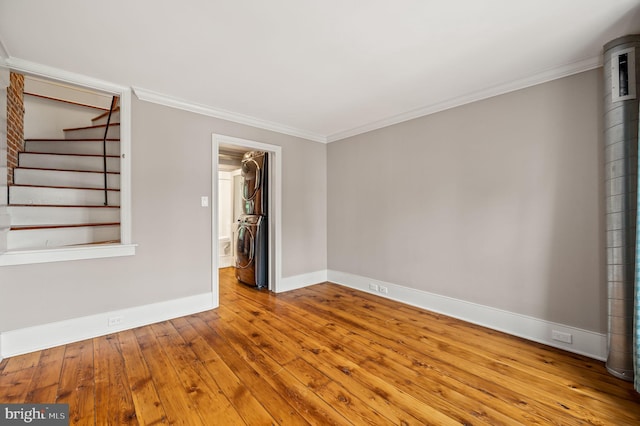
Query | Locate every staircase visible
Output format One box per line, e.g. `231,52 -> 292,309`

6,107 -> 121,250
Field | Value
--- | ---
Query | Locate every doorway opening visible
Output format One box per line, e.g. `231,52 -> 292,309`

211,134 -> 282,308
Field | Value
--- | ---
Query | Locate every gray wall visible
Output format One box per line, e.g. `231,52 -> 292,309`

0,97 -> 327,331
328,69 -> 606,332
0,68 -> 607,336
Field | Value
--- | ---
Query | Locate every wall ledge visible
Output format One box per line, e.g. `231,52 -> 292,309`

0,244 -> 137,266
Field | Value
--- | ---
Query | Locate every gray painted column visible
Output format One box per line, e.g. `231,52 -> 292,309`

603,34 -> 640,381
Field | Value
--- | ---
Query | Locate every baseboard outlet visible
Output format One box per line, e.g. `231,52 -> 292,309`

278,269 -> 328,293
0,292 -> 214,359
327,270 -> 607,361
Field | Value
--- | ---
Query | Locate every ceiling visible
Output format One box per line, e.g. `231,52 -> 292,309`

1,1 -> 640,143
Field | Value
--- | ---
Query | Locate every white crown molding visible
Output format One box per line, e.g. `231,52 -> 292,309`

1,54 -> 602,145
0,292 -> 214,358
134,86 -> 327,144
328,270 -> 607,361
3,57 -> 128,95
327,55 -> 603,143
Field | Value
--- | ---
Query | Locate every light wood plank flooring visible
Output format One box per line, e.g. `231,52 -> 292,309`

1,267 -> 639,424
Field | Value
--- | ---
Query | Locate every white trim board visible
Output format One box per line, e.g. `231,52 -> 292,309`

0,244 -> 137,266
278,269 -> 328,293
0,292 -> 214,359
327,270 -> 607,361
135,87 -> 326,144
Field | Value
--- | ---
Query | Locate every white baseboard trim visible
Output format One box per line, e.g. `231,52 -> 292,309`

0,292 -> 214,359
327,270 -> 607,361
218,256 -> 234,268
277,269 -> 328,293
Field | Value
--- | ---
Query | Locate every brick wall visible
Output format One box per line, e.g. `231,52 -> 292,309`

7,72 -> 24,185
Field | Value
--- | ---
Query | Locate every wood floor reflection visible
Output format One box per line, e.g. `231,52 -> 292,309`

1,267 -> 639,424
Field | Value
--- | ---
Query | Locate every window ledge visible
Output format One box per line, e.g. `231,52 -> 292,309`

0,244 -> 137,266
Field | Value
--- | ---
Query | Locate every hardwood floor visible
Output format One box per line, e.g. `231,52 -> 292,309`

1,267 -> 639,425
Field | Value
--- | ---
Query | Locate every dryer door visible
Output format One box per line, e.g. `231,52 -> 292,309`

241,159 -> 260,201
241,152 -> 266,215
236,222 -> 255,270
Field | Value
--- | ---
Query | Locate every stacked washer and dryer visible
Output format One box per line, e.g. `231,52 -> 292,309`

235,151 -> 268,289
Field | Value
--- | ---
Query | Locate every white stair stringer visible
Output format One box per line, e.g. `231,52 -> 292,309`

7,205 -> 120,226
19,153 -> 120,172
14,168 -> 120,189
25,140 -> 120,156
10,186 -> 120,206
7,224 -> 120,250
64,123 -> 119,139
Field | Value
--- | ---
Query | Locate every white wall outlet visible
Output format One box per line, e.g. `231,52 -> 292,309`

378,285 -> 389,294
201,196 -> 209,207
369,283 -> 379,292
551,330 -> 572,344
108,316 -> 124,327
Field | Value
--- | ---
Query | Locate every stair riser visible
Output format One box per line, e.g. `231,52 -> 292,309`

92,111 -> 120,126
7,206 -> 120,226
7,225 -> 120,250
19,153 -> 120,172
10,186 -> 120,206
14,168 -> 120,189
25,140 -> 120,156
64,125 -> 119,139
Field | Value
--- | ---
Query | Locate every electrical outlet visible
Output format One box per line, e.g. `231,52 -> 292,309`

369,283 -> 379,292
108,316 -> 124,327
551,330 -> 572,344
378,285 -> 389,294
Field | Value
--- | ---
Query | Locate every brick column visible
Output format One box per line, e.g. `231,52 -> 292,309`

6,72 -> 24,185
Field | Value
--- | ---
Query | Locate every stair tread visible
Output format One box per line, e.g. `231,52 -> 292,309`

11,222 -> 120,231
73,240 -> 121,246
24,92 -> 110,112
63,123 -> 120,131
15,166 -> 120,175
9,204 -> 120,208
20,152 -> 120,158
92,107 -> 120,122
25,138 -> 120,142
11,184 -> 120,191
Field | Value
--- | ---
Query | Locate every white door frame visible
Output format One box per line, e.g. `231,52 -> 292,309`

211,134 -> 282,307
